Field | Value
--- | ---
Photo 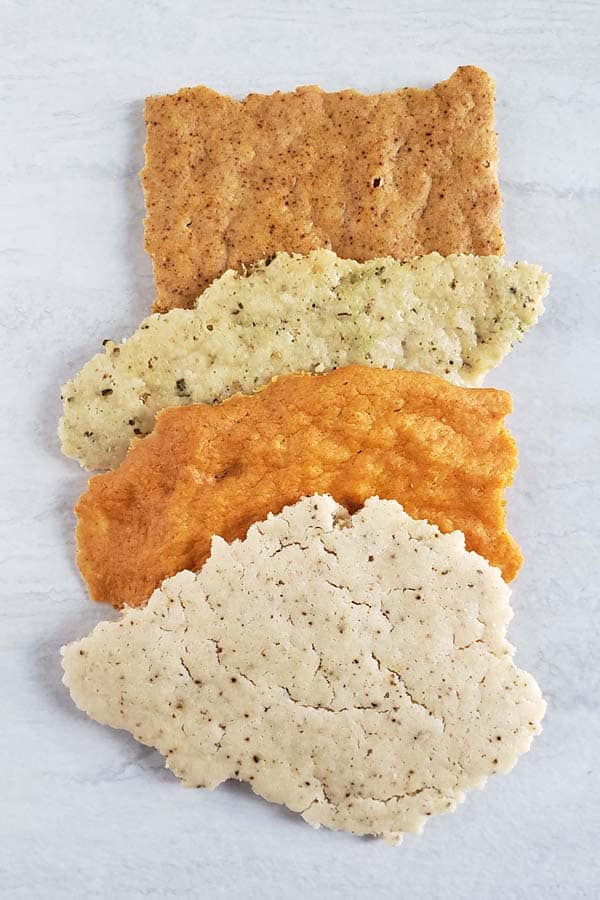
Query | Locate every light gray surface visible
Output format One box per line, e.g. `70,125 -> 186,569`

1,1 -> 599,897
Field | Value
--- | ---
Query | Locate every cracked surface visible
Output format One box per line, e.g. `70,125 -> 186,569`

75,366 -> 522,607
142,67 -> 504,312
62,495 -> 545,843
59,250 -> 548,470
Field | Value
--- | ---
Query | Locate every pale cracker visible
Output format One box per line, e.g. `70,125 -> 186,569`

59,250 -> 548,470
63,495 -> 545,843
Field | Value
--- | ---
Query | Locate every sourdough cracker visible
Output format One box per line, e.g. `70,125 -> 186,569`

64,495 -> 544,842
142,67 -> 503,311
75,367 -> 522,606
60,250 -> 548,470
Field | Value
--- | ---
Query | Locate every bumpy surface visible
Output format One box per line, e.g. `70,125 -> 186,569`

76,367 -> 521,606
59,250 -> 548,470
142,67 -> 503,311
63,495 -> 545,843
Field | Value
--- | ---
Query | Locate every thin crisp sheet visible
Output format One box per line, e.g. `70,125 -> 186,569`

142,67 -> 504,311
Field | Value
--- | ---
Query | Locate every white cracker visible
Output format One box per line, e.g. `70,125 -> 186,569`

62,495 -> 545,843
59,250 -> 549,469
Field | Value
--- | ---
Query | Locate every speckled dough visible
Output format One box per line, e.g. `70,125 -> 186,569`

75,367 -> 522,607
142,66 -> 504,311
62,495 -> 545,843
59,250 -> 549,470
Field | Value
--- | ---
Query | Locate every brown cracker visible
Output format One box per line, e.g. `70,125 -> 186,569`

142,66 -> 504,312
76,367 -> 521,607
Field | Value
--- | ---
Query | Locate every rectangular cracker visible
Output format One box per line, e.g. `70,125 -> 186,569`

142,66 -> 504,312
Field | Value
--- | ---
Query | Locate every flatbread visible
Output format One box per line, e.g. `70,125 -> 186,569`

142,66 -> 504,312
76,367 -> 521,607
63,495 -> 545,843
60,250 -> 548,470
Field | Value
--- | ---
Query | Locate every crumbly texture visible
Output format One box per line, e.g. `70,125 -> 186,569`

75,367 -> 521,607
142,67 -> 504,312
59,250 -> 549,471
63,495 -> 545,843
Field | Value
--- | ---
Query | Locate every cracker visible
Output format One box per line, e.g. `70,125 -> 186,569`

63,495 -> 545,843
76,367 -> 521,606
60,250 -> 548,470
142,67 -> 504,312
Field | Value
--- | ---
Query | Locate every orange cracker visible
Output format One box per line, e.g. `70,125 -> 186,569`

76,367 -> 521,607
142,66 -> 504,312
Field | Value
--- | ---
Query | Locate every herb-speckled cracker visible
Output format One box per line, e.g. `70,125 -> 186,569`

75,367 -> 522,607
60,250 -> 548,470
63,495 -> 545,843
142,67 -> 504,312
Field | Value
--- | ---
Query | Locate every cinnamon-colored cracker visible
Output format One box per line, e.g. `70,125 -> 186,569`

76,367 -> 521,607
142,67 -> 503,312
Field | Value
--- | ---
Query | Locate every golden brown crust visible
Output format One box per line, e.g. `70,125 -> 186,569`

142,67 -> 504,312
76,367 -> 521,607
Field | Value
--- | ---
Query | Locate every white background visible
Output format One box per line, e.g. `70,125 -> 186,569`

2,1 -> 599,897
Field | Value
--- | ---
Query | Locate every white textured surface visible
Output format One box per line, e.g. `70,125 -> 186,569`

1,1 -> 599,897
